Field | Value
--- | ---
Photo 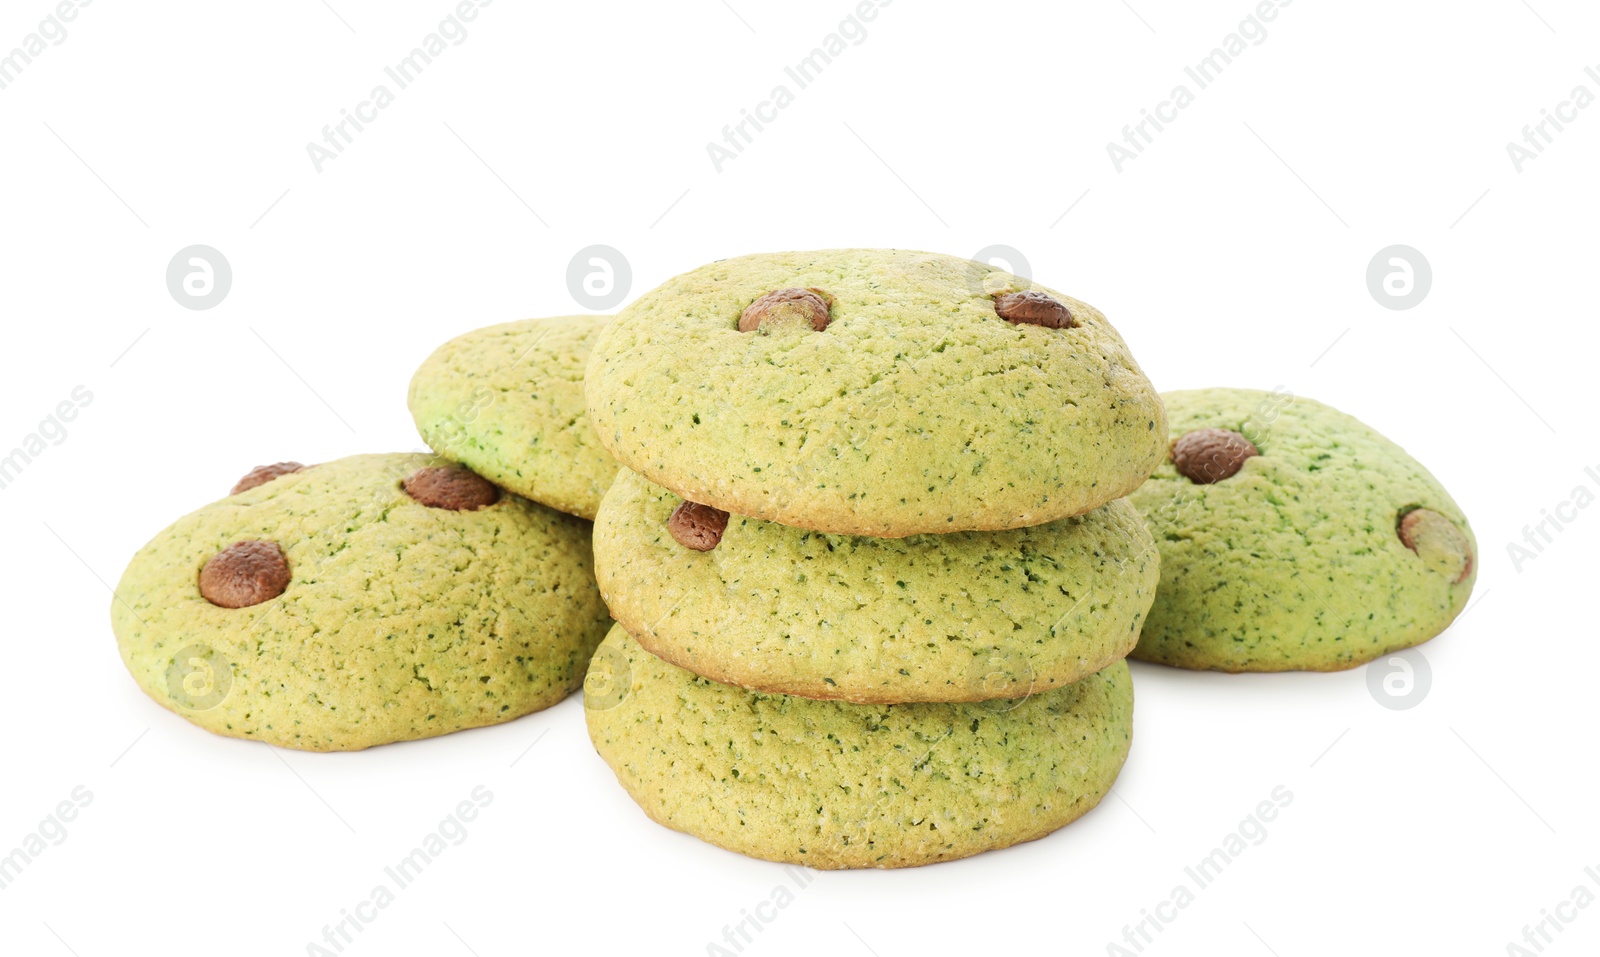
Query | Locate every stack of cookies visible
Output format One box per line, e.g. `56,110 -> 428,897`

580,249 -> 1170,868
107,243 -> 1480,866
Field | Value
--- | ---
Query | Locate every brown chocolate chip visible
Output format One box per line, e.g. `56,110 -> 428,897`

667,501 -> 729,551
738,287 -> 832,333
231,462 -> 305,495
1398,508 -> 1474,584
403,466 -> 500,511
993,290 -> 1075,329
1171,428 -> 1259,484
199,540 -> 290,608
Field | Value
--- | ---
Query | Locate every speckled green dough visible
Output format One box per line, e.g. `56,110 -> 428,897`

594,468 -> 1158,703
409,316 -> 617,519
111,453 -> 612,751
585,626 -> 1133,869
585,249 -> 1167,537
1129,389 -> 1476,672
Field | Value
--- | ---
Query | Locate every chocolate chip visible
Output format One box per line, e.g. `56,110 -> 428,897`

402,466 -> 500,511
231,462 -> 305,495
199,540 -> 290,608
738,287 -> 832,333
1171,428 -> 1259,484
993,290 -> 1075,329
1398,508 -> 1474,584
667,500 -> 729,551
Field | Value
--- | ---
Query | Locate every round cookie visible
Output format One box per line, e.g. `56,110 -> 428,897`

409,316 -> 617,519
584,249 -> 1167,537
594,468 -> 1159,703
1128,388 -> 1476,672
584,625 -> 1133,869
111,453 -> 612,751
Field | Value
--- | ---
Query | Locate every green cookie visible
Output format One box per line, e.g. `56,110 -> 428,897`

111,453 -> 611,751
594,468 -> 1158,703
585,249 -> 1167,537
584,625 -> 1133,869
1129,388 -> 1476,672
409,316 -> 618,519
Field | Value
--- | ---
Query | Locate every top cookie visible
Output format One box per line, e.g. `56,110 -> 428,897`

585,250 -> 1167,537
409,316 -> 617,519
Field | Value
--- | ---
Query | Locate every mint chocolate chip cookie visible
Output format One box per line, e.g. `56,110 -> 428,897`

409,316 -> 618,519
585,625 -> 1133,869
111,453 -> 611,751
584,249 -> 1167,537
593,468 -> 1158,703
1129,388 -> 1476,672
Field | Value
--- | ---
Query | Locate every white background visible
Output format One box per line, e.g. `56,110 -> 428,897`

1,1 -> 1596,954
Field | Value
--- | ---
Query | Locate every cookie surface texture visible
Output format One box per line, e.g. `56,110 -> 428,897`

409,315 -> 617,519
112,453 -> 611,751
584,626 -> 1133,869
594,468 -> 1158,703
584,249 -> 1167,536
1129,388 -> 1476,672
